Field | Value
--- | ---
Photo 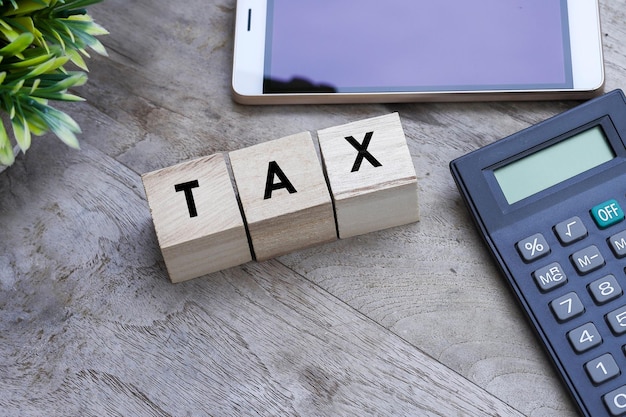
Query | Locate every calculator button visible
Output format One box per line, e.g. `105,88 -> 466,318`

568,323 -> 602,353
571,245 -> 605,275
604,385 -> 626,416
591,199 -> 625,229
551,292 -> 585,322
606,306 -> 626,335
533,262 -> 567,292
554,216 -> 588,245
589,275 -> 623,305
516,233 -> 550,262
586,353 -> 620,385
609,230 -> 626,258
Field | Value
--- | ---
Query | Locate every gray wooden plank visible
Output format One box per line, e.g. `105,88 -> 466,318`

17,0 -> 626,416
0,139 -> 522,416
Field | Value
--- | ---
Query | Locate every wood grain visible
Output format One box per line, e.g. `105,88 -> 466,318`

142,154 -> 252,282
1,139 -> 522,416
229,132 -> 336,261
1,0 -> 626,416
317,113 -> 419,239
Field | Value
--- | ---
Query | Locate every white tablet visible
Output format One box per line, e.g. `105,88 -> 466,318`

232,0 -> 604,104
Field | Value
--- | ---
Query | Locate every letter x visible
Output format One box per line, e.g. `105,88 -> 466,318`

344,132 -> 382,172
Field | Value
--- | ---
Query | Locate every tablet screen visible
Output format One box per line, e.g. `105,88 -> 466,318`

263,0 -> 572,93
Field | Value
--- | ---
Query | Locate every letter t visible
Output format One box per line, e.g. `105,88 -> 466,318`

175,180 -> 200,218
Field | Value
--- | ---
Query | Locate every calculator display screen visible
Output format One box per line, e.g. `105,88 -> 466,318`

494,126 -> 615,204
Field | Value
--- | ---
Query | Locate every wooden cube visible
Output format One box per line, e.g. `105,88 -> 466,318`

229,132 -> 337,261
142,154 -> 252,283
317,113 -> 419,239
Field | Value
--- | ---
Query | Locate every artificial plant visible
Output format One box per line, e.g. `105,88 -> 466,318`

0,0 -> 107,166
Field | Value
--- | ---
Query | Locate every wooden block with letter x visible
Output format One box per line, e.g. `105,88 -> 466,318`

141,154 -> 252,283
317,113 -> 419,239
229,131 -> 337,261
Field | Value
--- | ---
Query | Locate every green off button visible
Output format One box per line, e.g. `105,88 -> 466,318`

591,199 -> 624,229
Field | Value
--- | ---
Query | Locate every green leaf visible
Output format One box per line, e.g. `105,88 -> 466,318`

2,0 -> 19,11
0,32 -> 34,57
51,24 -> 69,48
11,109 -> 31,152
8,16 -> 41,37
0,118 -> 15,166
15,55 -> 68,81
53,124 -> 79,148
30,91 -> 84,101
74,19 -> 108,37
25,113 -> 48,135
35,71 -> 87,92
65,14 -> 109,36
53,0 -> 103,13
0,25 -> 26,47
32,103 -> 80,148
10,79 -> 24,94
2,93 -> 17,119
28,77 -> 40,93
0,143 -> 15,165
85,36 -> 106,56
65,48 -> 87,70
2,51 -> 54,68
19,102 -> 48,135
3,0 -> 51,16
0,18 -> 15,32
67,23 -> 107,56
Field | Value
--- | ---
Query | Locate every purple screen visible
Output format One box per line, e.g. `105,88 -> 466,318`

264,0 -> 572,93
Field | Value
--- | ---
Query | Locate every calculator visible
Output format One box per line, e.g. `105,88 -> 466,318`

450,89 -> 626,417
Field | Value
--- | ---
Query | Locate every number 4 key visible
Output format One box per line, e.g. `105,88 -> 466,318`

568,322 -> 602,353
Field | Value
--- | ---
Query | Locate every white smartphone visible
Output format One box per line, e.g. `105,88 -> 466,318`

232,0 -> 604,105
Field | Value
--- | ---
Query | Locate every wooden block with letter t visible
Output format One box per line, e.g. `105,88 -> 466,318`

141,154 -> 252,283
229,132 -> 337,261
317,113 -> 419,239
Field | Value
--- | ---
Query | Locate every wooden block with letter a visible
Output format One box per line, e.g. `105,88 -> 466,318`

141,154 -> 252,283
229,132 -> 337,261
317,113 -> 419,239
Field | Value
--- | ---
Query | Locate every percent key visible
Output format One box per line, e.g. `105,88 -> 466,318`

517,233 -> 551,262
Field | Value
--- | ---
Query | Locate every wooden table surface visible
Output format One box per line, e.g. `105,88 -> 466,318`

2,1 -> 625,416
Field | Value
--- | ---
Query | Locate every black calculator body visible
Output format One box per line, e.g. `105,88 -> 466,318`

450,90 -> 626,417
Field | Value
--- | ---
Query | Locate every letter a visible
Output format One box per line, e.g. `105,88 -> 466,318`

264,161 -> 297,199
